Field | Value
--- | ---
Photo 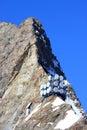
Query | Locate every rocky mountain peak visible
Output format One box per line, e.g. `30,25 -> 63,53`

19,18 -> 65,77
0,18 -> 87,130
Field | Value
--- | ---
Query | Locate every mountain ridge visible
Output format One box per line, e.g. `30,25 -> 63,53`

0,17 -> 87,130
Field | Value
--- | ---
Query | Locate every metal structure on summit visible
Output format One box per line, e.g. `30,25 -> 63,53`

40,74 -> 67,101
40,74 -> 87,123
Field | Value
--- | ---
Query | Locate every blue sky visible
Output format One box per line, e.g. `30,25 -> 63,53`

0,0 -> 87,111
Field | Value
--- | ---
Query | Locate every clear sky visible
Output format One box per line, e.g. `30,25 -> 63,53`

0,0 -> 87,112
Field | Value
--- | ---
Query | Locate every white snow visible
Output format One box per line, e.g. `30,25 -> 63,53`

54,110 -> 80,130
52,97 -> 65,107
65,97 -> 82,117
52,97 -> 65,111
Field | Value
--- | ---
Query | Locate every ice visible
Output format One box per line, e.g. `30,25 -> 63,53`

54,110 -> 80,130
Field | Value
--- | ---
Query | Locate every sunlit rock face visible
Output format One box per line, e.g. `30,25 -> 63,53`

0,18 -> 87,130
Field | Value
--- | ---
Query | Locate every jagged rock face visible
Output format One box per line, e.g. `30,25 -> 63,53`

0,18 -> 87,130
0,18 -> 64,98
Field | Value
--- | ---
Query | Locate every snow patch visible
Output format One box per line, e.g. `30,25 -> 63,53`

52,97 -> 65,111
65,97 -> 82,117
54,110 -> 80,130
52,97 -> 65,107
